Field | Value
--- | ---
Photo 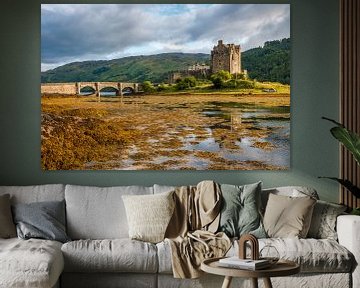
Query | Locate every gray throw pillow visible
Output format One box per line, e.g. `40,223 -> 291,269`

0,194 -> 17,238
218,182 -> 266,238
307,200 -> 347,240
12,200 -> 70,243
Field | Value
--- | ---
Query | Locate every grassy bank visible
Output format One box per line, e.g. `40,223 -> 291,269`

147,80 -> 289,95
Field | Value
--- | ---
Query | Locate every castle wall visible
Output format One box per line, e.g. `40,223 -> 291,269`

168,69 -> 210,84
229,46 -> 241,74
211,40 -> 241,74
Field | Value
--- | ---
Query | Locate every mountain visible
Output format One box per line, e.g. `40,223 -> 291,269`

41,38 -> 290,84
41,53 -> 210,84
242,38 -> 290,84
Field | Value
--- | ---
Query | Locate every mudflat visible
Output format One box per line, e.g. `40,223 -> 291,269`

41,93 -> 290,170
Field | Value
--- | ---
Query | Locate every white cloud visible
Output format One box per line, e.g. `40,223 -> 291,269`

41,4 -> 290,71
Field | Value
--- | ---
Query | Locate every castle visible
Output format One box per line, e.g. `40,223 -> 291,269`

168,40 -> 242,83
210,40 -> 241,74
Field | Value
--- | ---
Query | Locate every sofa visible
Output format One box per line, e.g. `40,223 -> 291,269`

0,183 -> 359,288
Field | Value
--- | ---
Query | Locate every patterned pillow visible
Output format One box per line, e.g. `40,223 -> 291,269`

122,191 -> 175,243
307,200 -> 347,240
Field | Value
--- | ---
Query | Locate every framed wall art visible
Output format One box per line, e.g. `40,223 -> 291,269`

41,4 -> 290,170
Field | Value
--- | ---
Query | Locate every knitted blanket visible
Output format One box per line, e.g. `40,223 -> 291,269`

165,180 -> 231,278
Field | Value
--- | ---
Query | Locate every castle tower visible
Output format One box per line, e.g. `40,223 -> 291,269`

210,40 -> 241,74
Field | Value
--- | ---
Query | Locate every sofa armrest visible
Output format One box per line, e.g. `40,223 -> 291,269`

337,215 -> 360,288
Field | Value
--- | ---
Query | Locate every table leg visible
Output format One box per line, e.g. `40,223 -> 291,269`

221,276 -> 233,288
251,278 -> 258,288
263,277 -> 273,288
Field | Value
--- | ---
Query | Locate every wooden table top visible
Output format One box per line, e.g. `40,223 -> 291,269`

201,257 -> 300,278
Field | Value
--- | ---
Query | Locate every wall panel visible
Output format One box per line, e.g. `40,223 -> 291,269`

340,0 -> 360,207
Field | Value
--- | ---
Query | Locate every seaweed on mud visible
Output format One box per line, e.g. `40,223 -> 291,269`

41,93 -> 290,170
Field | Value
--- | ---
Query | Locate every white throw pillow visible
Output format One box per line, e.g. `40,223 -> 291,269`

122,191 -> 175,243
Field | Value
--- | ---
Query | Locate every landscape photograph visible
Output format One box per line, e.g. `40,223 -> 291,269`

41,4 -> 291,170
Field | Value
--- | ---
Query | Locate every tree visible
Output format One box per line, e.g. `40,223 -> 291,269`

142,81 -> 155,93
210,70 -> 232,89
157,83 -> 168,92
242,38 -> 290,84
176,76 -> 197,90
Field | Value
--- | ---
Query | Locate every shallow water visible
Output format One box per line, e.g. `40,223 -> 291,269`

109,97 -> 290,170
178,102 -> 290,169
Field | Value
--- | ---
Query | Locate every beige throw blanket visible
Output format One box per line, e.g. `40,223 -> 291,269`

165,181 -> 231,279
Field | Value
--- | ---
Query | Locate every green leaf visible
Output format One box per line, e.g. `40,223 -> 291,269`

322,116 -> 344,127
351,208 -> 360,215
330,127 -> 360,165
319,177 -> 360,198
322,117 -> 360,165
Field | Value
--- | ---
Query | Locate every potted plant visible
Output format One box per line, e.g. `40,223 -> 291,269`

320,117 -> 360,215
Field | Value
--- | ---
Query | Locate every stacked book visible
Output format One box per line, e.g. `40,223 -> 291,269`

218,257 -> 271,270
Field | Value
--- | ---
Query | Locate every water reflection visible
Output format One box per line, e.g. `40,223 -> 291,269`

183,101 -> 290,168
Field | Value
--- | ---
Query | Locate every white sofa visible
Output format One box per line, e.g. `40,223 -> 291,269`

0,184 -> 359,288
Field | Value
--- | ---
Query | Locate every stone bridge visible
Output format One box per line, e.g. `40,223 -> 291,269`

41,82 -> 143,96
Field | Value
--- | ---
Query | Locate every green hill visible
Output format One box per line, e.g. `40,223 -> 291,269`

41,53 -> 210,84
242,38 -> 290,84
41,38 -> 290,84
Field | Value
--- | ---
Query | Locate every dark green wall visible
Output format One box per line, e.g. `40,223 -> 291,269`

0,0 -> 340,202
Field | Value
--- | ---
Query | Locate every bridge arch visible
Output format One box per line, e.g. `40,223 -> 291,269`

98,83 -> 119,91
80,86 -> 96,95
99,86 -> 119,96
122,86 -> 135,95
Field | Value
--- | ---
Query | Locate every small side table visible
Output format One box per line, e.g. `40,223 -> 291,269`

201,257 -> 300,288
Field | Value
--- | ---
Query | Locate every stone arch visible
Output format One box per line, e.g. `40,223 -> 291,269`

80,86 -> 96,95
99,86 -> 119,96
122,86 -> 135,95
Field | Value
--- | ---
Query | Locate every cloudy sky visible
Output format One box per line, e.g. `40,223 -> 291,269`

41,4 -> 290,71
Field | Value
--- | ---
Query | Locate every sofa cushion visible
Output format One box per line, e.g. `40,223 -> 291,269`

61,239 -> 158,273
0,184 -> 65,204
307,200 -> 347,240
156,240 -> 173,274
158,237 -> 353,274
153,184 -> 177,194
0,194 -> 16,238
12,200 -> 70,243
261,238 -> 354,273
0,238 -> 64,288
122,191 -> 175,243
263,193 -> 316,238
65,185 -> 153,239
261,186 -> 319,212
234,238 -> 353,273
218,182 -> 266,238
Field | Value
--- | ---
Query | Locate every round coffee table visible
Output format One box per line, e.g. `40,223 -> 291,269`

201,257 -> 300,288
